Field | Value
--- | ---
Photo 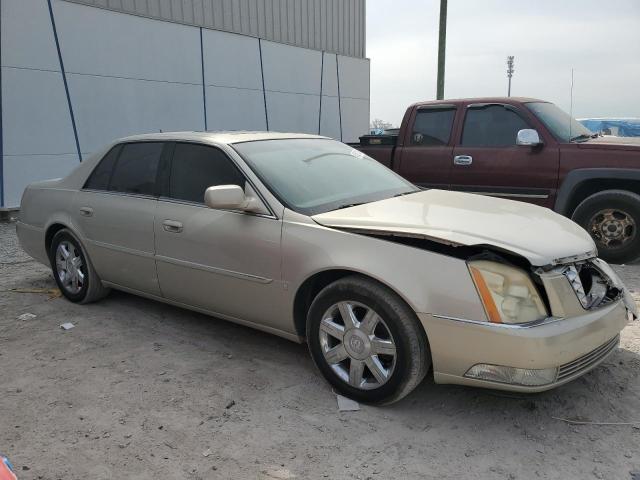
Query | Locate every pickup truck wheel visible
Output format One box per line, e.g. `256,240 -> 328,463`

49,229 -> 110,303
572,190 -> 640,264
306,275 -> 430,405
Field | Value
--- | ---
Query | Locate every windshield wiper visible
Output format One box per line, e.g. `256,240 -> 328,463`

334,202 -> 366,210
570,133 -> 598,142
393,190 -> 418,198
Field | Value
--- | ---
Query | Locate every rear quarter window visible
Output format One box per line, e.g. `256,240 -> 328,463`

84,145 -> 121,190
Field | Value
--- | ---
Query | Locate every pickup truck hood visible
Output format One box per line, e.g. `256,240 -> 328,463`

312,190 -> 596,266
577,136 -> 640,151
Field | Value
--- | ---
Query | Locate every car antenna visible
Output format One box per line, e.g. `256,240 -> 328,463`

569,68 -> 574,139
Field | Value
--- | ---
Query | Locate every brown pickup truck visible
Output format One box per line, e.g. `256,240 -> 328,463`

353,97 -> 640,264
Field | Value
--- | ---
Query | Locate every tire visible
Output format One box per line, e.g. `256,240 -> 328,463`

49,228 -> 110,303
306,275 -> 430,405
571,189 -> 640,264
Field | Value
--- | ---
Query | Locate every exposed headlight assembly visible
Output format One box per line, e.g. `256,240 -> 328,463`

468,260 -> 548,324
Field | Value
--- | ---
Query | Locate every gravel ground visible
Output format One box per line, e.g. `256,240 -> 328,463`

1,221 -> 639,480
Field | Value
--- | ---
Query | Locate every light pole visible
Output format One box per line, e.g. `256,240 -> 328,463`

436,0 -> 447,100
507,56 -> 515,97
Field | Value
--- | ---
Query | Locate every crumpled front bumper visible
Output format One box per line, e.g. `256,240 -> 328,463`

419,294 -> 632,393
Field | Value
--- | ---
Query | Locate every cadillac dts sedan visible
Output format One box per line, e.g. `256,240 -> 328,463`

17,132 -> 637,404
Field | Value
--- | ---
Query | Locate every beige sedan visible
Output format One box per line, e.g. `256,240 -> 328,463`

17,132 -> 636,404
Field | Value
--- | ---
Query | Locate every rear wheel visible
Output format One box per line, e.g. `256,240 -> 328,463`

49,229 -> 110,303
572,190 -> 640,264
306,275 -> 430,405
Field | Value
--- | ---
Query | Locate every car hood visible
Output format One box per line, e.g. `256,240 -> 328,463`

312,190 -> 596,266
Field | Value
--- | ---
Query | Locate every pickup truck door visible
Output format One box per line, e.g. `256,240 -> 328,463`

449,103 -> 559,208
394,105 -> 457,189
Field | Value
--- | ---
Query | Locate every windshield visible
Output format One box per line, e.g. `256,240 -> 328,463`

233,138 -> 418,215
525,102 -> 593,142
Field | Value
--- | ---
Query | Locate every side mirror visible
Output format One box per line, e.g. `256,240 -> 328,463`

204,185 -> 263,213
516,129 -> 542,146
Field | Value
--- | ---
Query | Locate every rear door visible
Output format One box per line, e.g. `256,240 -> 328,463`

153,142 -> 287,332
74,142 -> 166,295
394,105 -> 457,189
450,103 -> 559,207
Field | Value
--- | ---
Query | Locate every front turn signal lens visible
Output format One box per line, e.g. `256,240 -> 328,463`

468,260 -> 548,325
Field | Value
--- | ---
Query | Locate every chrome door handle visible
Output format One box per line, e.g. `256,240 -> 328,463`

79,206 -> 94,217
162,220 -> 183,233
453,155 -> 473,166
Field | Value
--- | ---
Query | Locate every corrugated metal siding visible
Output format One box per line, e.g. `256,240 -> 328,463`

61,0 -> 366,58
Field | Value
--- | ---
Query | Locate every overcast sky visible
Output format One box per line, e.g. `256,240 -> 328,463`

366,0 -> 640,126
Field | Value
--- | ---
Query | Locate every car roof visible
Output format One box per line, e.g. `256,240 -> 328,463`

409,97 -> 546,108
118,131 -> 330,145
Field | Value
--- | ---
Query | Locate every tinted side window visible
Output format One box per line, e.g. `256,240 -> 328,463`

109,142 -> 163,196
410,108 -> 456,145
84,146 -> 120,190
168,143 -> 245,203
461,105 -> 530,147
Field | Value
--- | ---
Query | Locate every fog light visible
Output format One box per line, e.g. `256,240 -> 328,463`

464,364 -> 557,386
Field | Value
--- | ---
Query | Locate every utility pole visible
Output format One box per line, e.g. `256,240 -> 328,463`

436,0 -> 447,100
506,56 -> 515,97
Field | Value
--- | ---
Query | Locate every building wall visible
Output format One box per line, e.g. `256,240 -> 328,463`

0,0 -> 370,208
63,0 -> 366,59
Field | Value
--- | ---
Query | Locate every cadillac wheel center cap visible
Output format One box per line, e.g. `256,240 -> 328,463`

343,329 -> 370,360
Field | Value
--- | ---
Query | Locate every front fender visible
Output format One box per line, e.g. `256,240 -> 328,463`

555,168 -> 640,215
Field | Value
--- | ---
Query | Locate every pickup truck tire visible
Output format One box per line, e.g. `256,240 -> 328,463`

571,189 -> 640,264
49,228 -> 110,304
306,275 -> 430,405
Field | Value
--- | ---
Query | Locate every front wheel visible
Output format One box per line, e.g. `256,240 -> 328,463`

572,190 -> 640,264
306,275 -> 430,405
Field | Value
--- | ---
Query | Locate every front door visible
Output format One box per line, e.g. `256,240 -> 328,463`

74,142 -> 166,295
394,105 -> 457,189
153,142 -> 286,333
450,103 -> 559,208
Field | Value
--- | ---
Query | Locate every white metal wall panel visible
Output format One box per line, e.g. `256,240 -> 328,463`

340,97 -> 369,144
261,41 -> 321,135
266,91 -> 320,135
337,54 -> 370,100
54,1 -> 202,84
206,87 -> 266,131
202,29 -> 262,90
4,154 -> 79,208
62,0 -> 366,58
68,74 -> 204,154
1,0 -> 60,70
0,0 -> 370,207
1,0 -> 79,207
321,53 -> 339,97
261,41 -> 322,95
320,95 -> 341,141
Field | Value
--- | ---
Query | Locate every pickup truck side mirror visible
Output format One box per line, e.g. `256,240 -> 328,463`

516,129 -> 542,146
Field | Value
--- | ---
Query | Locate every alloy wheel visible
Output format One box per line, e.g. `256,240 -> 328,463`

55,240 -> 85,294
319,301 -> 397,390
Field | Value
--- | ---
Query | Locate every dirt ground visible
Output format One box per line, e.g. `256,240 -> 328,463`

1,221 -> 639,480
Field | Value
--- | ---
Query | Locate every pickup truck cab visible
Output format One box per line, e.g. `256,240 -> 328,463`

354,97 -> 640,264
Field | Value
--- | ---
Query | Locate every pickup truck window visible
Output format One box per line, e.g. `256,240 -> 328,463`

461,105 -> 529,147
411,108 -> 456,145
525,101 -> 592,142
234,138 -> 417,215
